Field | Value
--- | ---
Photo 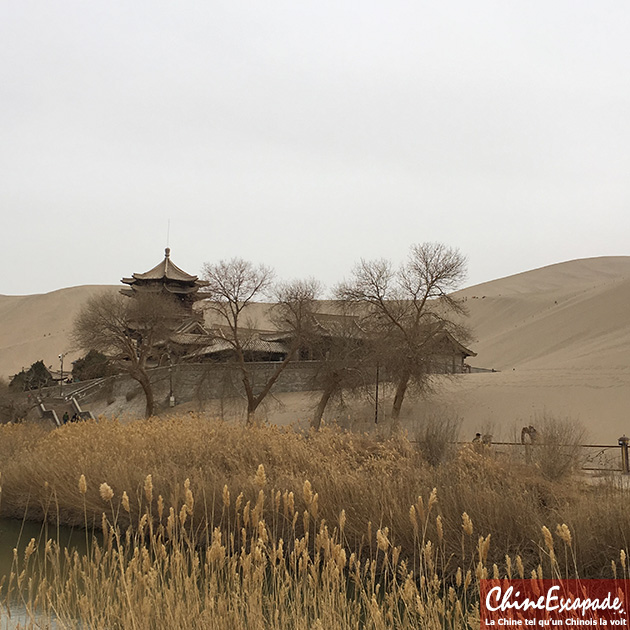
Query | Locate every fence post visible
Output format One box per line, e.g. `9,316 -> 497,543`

619,436 -> 630,473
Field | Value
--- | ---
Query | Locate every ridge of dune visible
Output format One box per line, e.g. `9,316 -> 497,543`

460,256 -> 630,298
459,258 -> 630,370
2,257 -> 629,379
0,285 -> 118,380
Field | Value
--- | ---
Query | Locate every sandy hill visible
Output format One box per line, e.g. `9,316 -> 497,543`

2,257 -> 629,442
459,256 -> 630,370
0,286 -> 118,380
439,256 -> 630,442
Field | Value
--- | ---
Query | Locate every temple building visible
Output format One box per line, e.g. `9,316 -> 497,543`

121,248 -> 208,314
119,251 -> 476,373
120,249 -> 213,363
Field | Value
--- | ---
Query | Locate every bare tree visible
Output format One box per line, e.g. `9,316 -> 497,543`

72,292 -> 183,417
336,242 -> 469,421
306,309 -> 373,430
202,258 -> 321,424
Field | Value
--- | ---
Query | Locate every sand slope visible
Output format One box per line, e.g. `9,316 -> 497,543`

0,286 -> 117,380
441,257 -> 630,442
459,257 -> 630,370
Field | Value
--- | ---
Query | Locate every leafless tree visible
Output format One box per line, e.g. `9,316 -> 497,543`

336,242 -> 469,421
305,308 -> 374,430
201,258 -> 321,424
72,292 -> 184,417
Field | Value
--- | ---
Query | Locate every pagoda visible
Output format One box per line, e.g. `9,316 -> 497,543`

121,248 -> 208,314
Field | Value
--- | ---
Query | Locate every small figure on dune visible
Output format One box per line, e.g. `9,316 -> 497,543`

472,432 -> 492,451
521,425 -> 538,444
521,426 -> 530,444
62,411 -> 69,424
521,425 -> 538,463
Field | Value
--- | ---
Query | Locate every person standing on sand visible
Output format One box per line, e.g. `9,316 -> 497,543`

62,411 -> 69,424
472,432 -> 483,452
521,425 -> 538,463
521,425 -> 538,444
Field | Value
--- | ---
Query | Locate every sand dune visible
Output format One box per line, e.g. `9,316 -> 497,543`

459,257 -> 630,370
445,257 -> 630,441
1,257 -> 629,442
0,286 -> 117,380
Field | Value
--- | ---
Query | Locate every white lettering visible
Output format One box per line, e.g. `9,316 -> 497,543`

485,584 -> 625,619
546,586 -> 559,611
486,586 -> 504,612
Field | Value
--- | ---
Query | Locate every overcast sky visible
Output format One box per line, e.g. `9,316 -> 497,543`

1,1 -> 629,296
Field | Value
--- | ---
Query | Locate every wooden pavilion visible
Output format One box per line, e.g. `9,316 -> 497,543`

120,248 -> 208,314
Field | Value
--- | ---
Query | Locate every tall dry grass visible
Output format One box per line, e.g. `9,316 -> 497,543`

3,475 -> 489,629
0,414 -> 628,628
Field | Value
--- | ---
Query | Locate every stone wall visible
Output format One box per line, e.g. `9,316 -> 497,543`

99,361 -> 322,410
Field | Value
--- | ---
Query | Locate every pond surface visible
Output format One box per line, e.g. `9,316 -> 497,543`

0,517 -> 89,577
0,517 -> 89,629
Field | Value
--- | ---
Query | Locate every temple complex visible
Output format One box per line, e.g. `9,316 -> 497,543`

120,248 -> 208,314
119,250 -> 476,372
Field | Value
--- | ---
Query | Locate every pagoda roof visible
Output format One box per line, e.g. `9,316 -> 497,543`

433,330 -> 477,358
121,248 -> 208,287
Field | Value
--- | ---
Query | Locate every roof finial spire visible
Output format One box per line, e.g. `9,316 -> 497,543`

165,247 -> 171,258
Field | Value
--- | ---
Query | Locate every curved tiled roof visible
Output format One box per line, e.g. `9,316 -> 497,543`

186,336 -> 289,359
121,248 -> 208,286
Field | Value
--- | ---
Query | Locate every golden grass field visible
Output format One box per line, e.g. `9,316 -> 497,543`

1,414 -> 629,628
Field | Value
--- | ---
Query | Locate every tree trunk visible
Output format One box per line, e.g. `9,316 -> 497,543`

246,405 -> 257,426
243,375 -> 257,426
242,349 -> 297,426
133,370 -> 155,418
391,371 -> 410,421
311,384 -> 334,431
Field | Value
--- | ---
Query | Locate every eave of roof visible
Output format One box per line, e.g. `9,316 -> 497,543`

189,337 -> 290,357
121,248 -> 209,285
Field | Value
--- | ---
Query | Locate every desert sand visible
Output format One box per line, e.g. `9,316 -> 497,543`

0,285 -> 118,381
1,256 -> 629,442
443,256 -> 630,443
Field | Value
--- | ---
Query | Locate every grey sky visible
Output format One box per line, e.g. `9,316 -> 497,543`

1,1 -> 628,296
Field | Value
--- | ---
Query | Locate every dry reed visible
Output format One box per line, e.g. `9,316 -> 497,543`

0,414 -> 628,628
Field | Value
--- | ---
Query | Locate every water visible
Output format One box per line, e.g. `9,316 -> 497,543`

0,517 -> 89,576
0,517 -> 89,629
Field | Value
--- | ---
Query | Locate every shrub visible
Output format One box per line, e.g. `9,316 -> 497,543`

9,360 -> 54,391
72,349 -> 114,381
527,413 -> 587,480
411,410 -> 462,466
1,431 -> 627,629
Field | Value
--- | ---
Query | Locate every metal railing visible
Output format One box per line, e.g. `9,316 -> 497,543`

443,438 -> 630,474
67,377 -> 109,402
